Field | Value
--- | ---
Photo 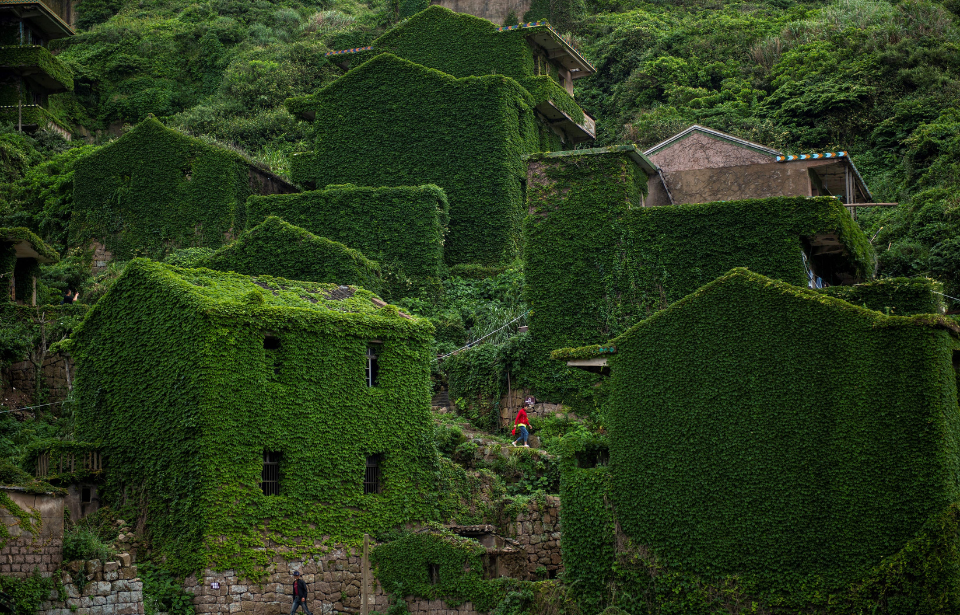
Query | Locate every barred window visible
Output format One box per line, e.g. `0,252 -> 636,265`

364,454 -> 382,495
428,563 -> 440,585
261,451 -> 282,496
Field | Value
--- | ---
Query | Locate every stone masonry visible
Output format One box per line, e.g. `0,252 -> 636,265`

38,559 -> 145,615
184,548 -> 392,615
0,488 -> 64,577
499,495 -> 562,579
1,352 -> 73,410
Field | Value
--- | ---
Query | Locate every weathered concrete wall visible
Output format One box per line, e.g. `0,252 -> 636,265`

648,131 -> 776,173
431,0 -> 531,25
662,160 -> 812,205
0,488 -> 64,577
2,353 -> 73,410
39,560 -> 144,615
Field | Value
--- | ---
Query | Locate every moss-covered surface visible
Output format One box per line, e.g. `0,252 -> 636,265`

193,216 -> 383,293
71,259 -> 438,578
286,51 -> 552,267
0,46 -> 74,92
597,268 -> 960,608
70,117 -> 255,260
819,276 -> 945,316
247,184 -> 447,294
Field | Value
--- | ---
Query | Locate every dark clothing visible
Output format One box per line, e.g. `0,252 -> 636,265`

291,580 -> 311,615
290,596 -> 312,615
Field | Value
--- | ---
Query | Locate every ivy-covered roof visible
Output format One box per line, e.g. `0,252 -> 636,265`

81,259 -> 418,324
0,227 -> 59,263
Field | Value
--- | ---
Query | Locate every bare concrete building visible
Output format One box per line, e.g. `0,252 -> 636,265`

643,125 -> 875,209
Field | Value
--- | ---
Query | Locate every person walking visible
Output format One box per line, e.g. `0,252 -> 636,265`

290,570 -> 312,615
511,405 -> 531,448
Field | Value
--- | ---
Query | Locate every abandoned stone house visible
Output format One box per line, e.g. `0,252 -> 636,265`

70,117 -> 299,269
642,124 -> 876,209
69,259 -> 438,570
558,268 -> 960,598
288,6 -> 596,266
523,145 -> 875,362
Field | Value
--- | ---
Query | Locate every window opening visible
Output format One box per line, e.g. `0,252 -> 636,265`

576,445 -> 609,468
81,486 -> 91,503
264,334 -> 281,376
364,454 -> 382,494
261,451 -> 282,495
428,563 -> 440,585
365,344 -> 381,387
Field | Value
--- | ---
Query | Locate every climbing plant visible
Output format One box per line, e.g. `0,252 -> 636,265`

597,268 -> 960,609
193,216 -> 384,294
69,259 -> 439,579
247,184 -> 448,295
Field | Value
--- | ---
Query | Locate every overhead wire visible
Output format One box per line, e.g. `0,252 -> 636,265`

438,310 -> 529,361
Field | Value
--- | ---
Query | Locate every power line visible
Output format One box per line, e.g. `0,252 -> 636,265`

438,311 -> 529,361
0,400 -> 67,415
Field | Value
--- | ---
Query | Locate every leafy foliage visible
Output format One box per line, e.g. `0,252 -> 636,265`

524,147 -> 873,402
70,117 -> 255,260
71,259 -> 439,578
247,184 -> 448,295
286,49 -> 546,267
193,216 -> 383,293
603,269 -> 960,606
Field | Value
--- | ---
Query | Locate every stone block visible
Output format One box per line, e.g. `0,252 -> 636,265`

104,562 -> 120,573
97,582 -> 113,596
228,603 -> 241,613
116,604 -> 139,615
86,560 -> 103,575
230,585 -> 247,593
120,567 -> 138,580
105,571 -> 119,582
94,596 -> 107,605
128,582 -> 143,592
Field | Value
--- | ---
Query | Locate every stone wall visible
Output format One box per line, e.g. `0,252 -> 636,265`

498,389 -> 572,429
0,488 -> 64,577
403,598 -> 481,615
1,353 -> 73,410
39,559 -> 144,615
185,548 -> 392,615
499,495 -> 562,579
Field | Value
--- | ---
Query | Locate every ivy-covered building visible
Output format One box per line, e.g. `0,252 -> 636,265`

0,0 -> 75,136
287,6 -> 595,266
69,259 -> 438,574
247,184 -> 449,292
70,117 -> 298,264
556,268 -> 960,611
1,227 -> 59,306
523,146 -> 874,380
191,216 -> 384,294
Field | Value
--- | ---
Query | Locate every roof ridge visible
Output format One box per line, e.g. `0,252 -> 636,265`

643,124 -> 782,157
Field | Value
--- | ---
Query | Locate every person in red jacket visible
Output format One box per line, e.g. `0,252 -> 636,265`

511,406 -> 531,448
290,570 -> 312,615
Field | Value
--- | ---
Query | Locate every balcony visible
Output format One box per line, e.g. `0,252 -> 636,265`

0,45 -> 74,92
0,0 -> 74,37
0,103 -> 70,136
535,99 -> 596,144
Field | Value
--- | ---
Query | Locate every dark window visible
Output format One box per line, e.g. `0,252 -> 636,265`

365,344 -> 381,387
81,486 -> 91,503
427,563 -> 440,585
576,445 -> 609,468
261,451 -> 282,495
264,335 -> 281,376
364,454 -> 382,494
